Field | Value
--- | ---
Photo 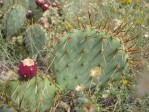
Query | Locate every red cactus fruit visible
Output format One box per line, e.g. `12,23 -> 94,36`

18,58 -> 37,79
35,0 -> 44,7
41,1 -> 51,11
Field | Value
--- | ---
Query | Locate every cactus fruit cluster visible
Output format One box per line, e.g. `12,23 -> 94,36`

35,0 -> 51,11
35,0 -> 60,11
0,0 -> 144,111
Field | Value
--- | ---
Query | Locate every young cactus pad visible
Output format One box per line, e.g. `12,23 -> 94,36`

24,24 -> 49,56
5,76 -> 56,112
3,5 -> 26,38
53,29 -> 128,90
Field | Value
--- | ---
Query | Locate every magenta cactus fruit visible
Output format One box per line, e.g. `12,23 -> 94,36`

41,1 -> 50,11
35,0 -> 44,7
18,58 -> 37,79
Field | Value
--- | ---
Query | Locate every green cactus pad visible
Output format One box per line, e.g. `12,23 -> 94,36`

28,0 -> 36,10
53,29 -> 128,90
3,0 -> 29,9
28,0 -> 43,21
5,76 -> 56,112
3,5 -> 26,38
24,25 -> 49,56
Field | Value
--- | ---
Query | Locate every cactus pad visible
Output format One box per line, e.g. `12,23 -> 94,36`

3,0 -> 29,9
3,5 -> 26,38
53,29 -> 128,90
5,76 -> 56,112
24,25 -> 49,56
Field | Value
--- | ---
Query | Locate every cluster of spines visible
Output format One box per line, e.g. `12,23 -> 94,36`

75,11 -> 144,67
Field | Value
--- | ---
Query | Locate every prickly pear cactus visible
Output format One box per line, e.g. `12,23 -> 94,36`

24,24 -> 49,56
5,76 -> 56,112
3,5 -> 26,38
53,29 -> 128,90
3,0 -> 29,9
